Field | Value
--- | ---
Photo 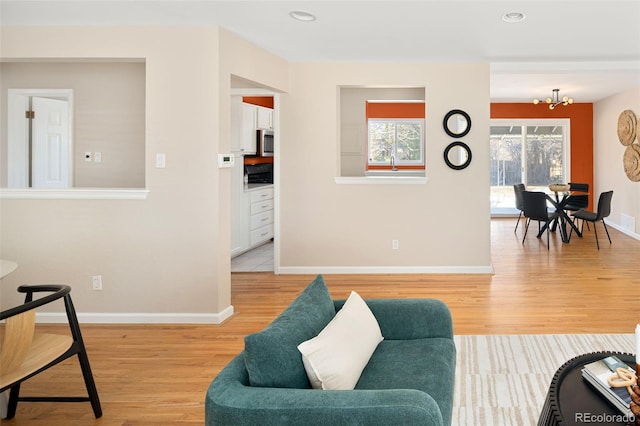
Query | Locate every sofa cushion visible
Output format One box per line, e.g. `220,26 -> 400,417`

243,275 -> 336,388
355,337 -> 456,426
297,291 -> 383,390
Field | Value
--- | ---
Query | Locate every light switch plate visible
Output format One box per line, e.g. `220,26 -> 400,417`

156,153 -> 166,168
218,153 -> 235,168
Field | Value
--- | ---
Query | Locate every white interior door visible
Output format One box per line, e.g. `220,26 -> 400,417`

31,97 -> 70,188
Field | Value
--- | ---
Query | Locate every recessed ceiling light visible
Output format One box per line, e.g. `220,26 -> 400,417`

502,12 -> 526,23
289,10 -> 317,22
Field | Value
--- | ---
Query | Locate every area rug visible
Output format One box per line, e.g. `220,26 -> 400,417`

452,334 -> 635,426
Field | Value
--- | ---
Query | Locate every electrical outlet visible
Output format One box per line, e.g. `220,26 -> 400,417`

94,152 -> 102,163
92,275 -> 102,291
84,152 -> 92,162
392,239 -> 399,250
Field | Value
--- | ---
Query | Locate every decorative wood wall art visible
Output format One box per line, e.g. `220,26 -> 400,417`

617,109 -> 637,146
624,143 -> 640,182
618,109 -> 640,182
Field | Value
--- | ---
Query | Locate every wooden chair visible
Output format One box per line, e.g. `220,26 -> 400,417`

0,285 -> 101,419
522,191 -> 560,249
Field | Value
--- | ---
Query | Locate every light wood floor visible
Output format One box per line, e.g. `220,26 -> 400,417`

3,218 -> 639,425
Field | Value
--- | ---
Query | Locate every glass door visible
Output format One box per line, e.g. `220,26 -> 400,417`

490,119 -> 570,215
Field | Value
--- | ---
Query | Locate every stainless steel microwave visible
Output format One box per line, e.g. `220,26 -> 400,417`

257,129 -> 274,157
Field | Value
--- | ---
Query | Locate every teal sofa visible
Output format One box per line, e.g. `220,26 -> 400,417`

205,275 -> 456,425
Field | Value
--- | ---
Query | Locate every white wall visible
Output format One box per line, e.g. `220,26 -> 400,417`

279,62 -> 492,273
0,26 -> 289,322
0,27 -> 227,320
0,61 -> 145,188
593,86 -> 640,238
0,26 -> 491,322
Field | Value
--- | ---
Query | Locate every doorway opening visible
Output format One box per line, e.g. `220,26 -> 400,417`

229,77 -> 279,273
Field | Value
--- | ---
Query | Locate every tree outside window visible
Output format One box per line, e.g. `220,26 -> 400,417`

368,119 -> 424,167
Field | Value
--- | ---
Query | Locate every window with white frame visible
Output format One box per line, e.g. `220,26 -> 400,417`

490,118 -> 570,214
367,119 -> 424,168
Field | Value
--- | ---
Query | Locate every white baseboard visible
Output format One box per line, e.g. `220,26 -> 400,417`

607,221 -> 640,241
35,305 -> 234,324
277,265 -> 494,274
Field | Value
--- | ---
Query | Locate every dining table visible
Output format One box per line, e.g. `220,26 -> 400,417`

536,187 -> 587,243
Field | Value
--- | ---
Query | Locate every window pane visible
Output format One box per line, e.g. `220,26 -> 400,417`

490,125 -> 523,209
396,122 -> 422,161
368,122 -> 394,163
525,125 -> 564,186
368,120 -> 424,165
490,120 -> 568,214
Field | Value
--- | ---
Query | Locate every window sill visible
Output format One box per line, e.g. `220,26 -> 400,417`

0,188 -> 150,200
334,176 -> 428,185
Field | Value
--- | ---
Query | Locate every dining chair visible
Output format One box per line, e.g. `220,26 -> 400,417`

564,182 -> 590,227
513,183 -> 526,233
521,191 -> 560,249
571,190 -> 614,250
0,285 -> 102,419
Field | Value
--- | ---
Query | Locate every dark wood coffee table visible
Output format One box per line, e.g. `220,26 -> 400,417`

538,352 -> 636,426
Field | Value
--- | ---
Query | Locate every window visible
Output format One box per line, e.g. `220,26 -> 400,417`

368,119 -> 424,168
365,100 -> 425,171
490,119 -> 570,214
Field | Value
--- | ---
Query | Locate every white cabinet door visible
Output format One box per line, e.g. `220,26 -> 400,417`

232,98 -> 257,154
240,103 -> 257,153
256,106 -> 273,130
231,154 -> 250,257
250,225 -> 274,247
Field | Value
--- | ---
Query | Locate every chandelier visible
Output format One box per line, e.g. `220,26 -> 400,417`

533,89 -> 574,110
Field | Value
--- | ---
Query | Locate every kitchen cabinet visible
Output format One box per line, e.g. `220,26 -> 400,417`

256,105 -> 274,130
248,187 -> 274,247
231,184 -> 274,258
231,97 -> 257,154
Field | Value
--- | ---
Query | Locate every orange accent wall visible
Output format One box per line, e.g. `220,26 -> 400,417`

366,102 -> 425,118
244,156 -> 273,166
243,96 -> 274,109
491,103 -> 594,210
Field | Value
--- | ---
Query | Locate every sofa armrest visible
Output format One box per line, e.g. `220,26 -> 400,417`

334,298 -> 453,341
206,354 -> 444,426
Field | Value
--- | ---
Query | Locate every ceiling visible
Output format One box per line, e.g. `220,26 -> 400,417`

2,0 -> 639,102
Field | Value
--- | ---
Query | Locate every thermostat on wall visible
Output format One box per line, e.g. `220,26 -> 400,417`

218,153 -> 235,168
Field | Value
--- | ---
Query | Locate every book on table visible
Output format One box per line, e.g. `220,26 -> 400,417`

581,355 -> 633,416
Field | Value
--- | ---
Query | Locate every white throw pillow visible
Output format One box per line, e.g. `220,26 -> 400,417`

297,291 -> 384,390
